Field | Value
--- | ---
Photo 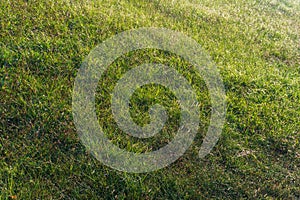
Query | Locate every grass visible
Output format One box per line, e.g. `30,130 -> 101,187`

0,0 -> 299,199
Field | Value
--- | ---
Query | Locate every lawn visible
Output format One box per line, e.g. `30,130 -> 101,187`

0,0 -> 299,199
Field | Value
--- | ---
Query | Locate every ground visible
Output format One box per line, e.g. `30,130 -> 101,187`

0,0 -> 299,199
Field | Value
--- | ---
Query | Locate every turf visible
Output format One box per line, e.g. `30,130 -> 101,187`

0,0 -> 299,199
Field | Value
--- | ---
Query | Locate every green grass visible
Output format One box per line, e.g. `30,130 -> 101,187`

1,0 -> 299,199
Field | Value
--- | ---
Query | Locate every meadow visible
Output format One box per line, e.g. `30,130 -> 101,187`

0,0 -> 299,199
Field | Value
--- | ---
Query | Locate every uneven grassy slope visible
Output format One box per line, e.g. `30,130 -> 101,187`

0,0 -> 299,199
